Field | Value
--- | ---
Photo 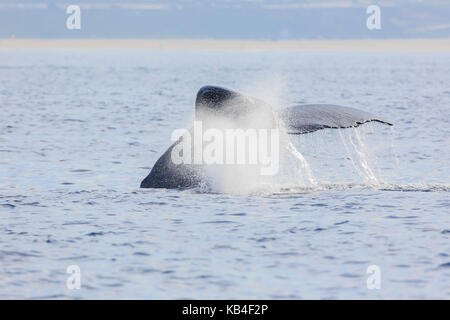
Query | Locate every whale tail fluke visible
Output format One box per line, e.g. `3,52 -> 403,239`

140,86 -> 393,189
195,86 -> 392,134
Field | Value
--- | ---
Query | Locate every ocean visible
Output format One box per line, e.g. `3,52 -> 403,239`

0,49 -> 449,299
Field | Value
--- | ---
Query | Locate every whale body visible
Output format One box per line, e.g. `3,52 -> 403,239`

140,86 -> 392,189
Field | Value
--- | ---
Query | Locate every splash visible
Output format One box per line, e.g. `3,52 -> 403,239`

338,127 -> 378,184
191,116 -> 449,195
194,113 -> 399,195
197,104 -> 286,195
192,81 -> 317,195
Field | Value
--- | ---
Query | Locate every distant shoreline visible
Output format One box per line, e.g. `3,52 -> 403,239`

1,38 -> 450,51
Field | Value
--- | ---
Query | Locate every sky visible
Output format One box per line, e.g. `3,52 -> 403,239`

0,0 -> 449,39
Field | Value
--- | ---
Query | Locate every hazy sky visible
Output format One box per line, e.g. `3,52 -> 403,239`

1,0 -> 449,39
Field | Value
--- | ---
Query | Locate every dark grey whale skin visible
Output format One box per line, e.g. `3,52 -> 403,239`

140,85 -> 392,189
140,137 -> 198,189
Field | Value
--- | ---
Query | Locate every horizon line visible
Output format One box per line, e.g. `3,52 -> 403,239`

1,38 -> 450,52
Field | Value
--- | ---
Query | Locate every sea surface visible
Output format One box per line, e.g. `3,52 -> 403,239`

0,49 -> 449,299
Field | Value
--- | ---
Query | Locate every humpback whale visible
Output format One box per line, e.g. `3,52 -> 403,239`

140,86 -> 392,189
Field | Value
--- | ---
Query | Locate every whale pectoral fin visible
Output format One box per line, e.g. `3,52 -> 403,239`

279,104 -> 393,134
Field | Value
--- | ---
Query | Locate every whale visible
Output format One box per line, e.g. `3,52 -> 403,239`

140,85 -> 392,189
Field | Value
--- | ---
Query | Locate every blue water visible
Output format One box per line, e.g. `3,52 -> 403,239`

0,50 -> 449,299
